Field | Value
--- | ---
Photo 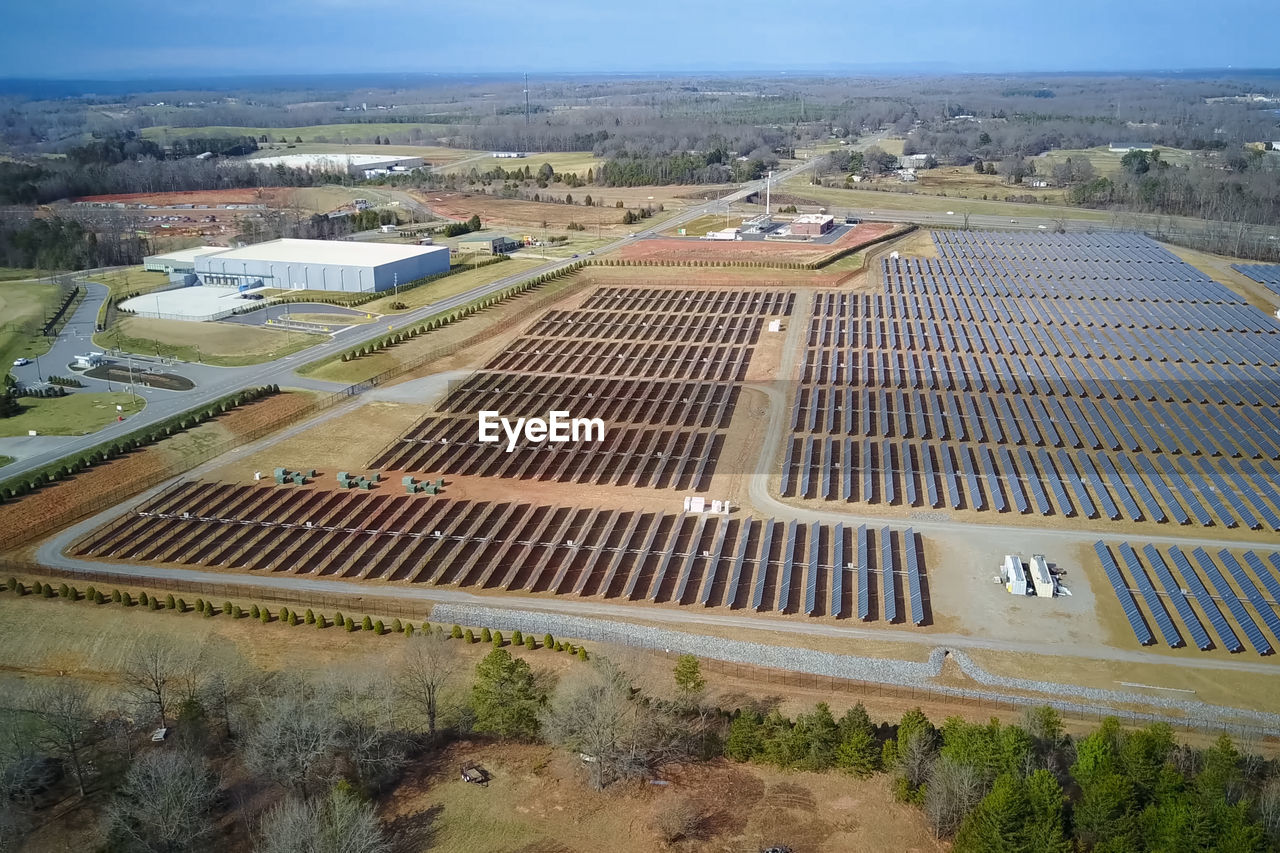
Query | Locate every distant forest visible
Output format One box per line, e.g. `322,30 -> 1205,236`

0,72 -> 1277,243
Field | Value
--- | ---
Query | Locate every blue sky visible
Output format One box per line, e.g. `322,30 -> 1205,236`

1,0 -> 1273,78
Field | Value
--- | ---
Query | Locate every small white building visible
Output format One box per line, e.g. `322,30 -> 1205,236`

900,153 -> 931,169
1001,554 -> 1028,596
74,352 -> 105,368
1029,554 -> 1056,598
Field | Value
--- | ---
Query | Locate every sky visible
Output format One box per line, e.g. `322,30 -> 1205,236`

1,0 -> 1274,79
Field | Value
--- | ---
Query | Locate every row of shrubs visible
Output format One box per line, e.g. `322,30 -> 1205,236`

3,576 -> 590,659
231,255 -> 510,314
13,385 -> 69,399
0,385 -> 279,503
45,375 -> 85,388
337,260 -> 588,363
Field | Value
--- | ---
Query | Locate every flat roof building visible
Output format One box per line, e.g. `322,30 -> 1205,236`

193,238 -> 449,294
458,235 -> 520,255
791,213 -> 835,237
242,153 -> 425,177
143,245 -> 228,274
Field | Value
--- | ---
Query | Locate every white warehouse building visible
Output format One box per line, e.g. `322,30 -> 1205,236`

192,238 -> 450,294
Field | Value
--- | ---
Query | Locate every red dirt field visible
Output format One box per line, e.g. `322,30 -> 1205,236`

618,222 -> 899,264
71,188 -> 297,207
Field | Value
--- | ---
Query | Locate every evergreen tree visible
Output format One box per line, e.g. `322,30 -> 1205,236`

724,711 -> 764,762
952,773 -> 1032,853
673,654 -> 706,693
471,648 -> 541,739
835,703 -> 880,776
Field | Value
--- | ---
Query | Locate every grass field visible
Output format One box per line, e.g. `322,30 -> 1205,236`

85,266 -> 171,298
0,391 -> 144,437
0,268 -> 45,282
96,316 -> 325,367
360,258 -> 543,314
439,150 -> 601,176
913,167 -> 1070,203
1035,145 -> 1200,177
139,123 -> 450,144
668,212 -> 743,236
781,175 -> 1112,221
0,280 -> 60,370
0,455 -> 13,468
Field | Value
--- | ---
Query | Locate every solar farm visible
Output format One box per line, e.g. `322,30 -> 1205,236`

1234,263 -> 1280,299
783,232 -> 1280,533
66,229 -> 1280,676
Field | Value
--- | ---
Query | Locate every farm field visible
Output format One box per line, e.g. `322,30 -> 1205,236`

0,279 -> 60,368
438,150 -> 601,175
780,175 -> 1113,221
0,391 -> 144,438
97,315 -> 326,367
138,122 -> 451,144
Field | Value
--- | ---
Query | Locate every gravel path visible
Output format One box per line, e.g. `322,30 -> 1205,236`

431,602 -> 1280,736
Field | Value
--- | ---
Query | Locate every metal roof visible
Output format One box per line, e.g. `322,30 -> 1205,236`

197,238 -> 448,267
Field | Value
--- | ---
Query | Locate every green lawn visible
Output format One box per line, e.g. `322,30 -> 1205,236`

0,455 -> 14,469
667,213 -> 742,236
0,281 -> 60,371
0,392 -> 145,437
1034,145 -> 1200,178
357,258 -> 544,314
0,268 -> 47,283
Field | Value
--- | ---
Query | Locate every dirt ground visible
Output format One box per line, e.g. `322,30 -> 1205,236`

617,223 -> 899,265
385,741 -> 945,853
72,187 -> 318,208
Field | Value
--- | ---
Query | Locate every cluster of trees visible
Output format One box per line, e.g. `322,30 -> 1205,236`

596,149 -> 775,187
441,213 -> 483,238
0,214 -> 146,271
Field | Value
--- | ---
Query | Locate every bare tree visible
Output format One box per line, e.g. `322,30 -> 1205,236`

923,757 -> 986,838
123,637 -> 189,728
29,683 -> 96,798
395,628 -> 458,738
243,690 -> 343,798
105,749 -> 218,852
255,787 -> 389,853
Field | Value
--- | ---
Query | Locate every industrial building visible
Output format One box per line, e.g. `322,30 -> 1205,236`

190,238 -> 449,294
790,213 -> 835,237
458,235 -> 521,255
143,245 -> 229,274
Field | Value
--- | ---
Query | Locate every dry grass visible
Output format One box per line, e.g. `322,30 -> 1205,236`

97,316 -> 326,367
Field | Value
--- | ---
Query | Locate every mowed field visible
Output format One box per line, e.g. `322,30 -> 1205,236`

99,316 -> 326,367
0,391 -> 144,438
618,222 -> 899,264
0,280 -> 59,367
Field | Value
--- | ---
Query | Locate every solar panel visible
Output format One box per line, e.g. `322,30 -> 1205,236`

1242,551 -> 1280,615
724,518 -> 752,607
820,437 -> 833,499
902,442 -> 918,506
1142,544 -> 1211,650
1217,549 -> 1280,643
803,523 -> 821,615
1116,455 -> 1165,523
1137,455 -> 1189,526
1158,455 -> 1211,526
797,439 -> 813,499
1191,547 -> 1271,655
905,527 -> 924,626
697,516 -> 730,606
999,447 -> 1030,513
672,515 -> 709,603
960,447 -> 985,510
830,522 -> 845,618
881,527 -> 897,623
1038,448 -> 1075,517
779,439 -> 795,497
1094,541 -> 1154,646
1178,457 -> 1236,528
751,520 -> 775,611
1118,543 -> 1183,648
776,519 -> 798,612
883,443 -> 897,505
857,524 -> 870,619
922,445 -> 941,508
862,439 -> 875,502
1097,454 -> 1141,521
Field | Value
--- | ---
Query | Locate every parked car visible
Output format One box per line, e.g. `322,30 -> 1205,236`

12,357 -> 30,367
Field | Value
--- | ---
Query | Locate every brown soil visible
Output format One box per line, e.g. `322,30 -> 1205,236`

618,223 -> 898,264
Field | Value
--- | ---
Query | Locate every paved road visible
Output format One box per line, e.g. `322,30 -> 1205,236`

1,157 -> 818,480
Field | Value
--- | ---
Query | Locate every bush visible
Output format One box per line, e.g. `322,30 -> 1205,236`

315,614 -> 326,628
555,642 -> 564,652
59,583 -> 70,598
305,608 -> 315,624
544,633 -> 554,649
403,623 -> 414,637
391,618 -> 402,633
335,611 -> 344,626
464,629 -> 475,643
524,635 -> 536,649
43,585 -> 55,599
512,629 -> 523,645
492,630 -> 503,647
203,601 -> 214,617
138,591 -> 149,607
577,647 -> 589,661
421,621 -> 431,634
195,598 -> 204,612
149,597 -> 160,610
232,605 -> 243,618
361,616 -> 373,632
222,601 -> 232,614
451,625 -> 463,639
289,612 -> 299,626
373,619 -> 385,634
481,627 -> 492,643
176,598 -> 186,612
260,608 -> 270,624
249,604 -> 259,618
278,607 -> 289,622
345,617 -> 357,632
112,589 -> 122,603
